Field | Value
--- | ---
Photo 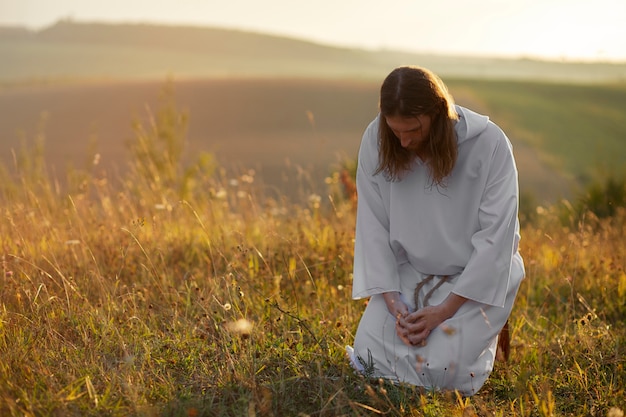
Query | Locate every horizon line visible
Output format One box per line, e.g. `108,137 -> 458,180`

2,17 -> 626,65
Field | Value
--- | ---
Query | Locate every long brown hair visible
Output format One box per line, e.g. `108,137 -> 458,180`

375,66 -> 458,186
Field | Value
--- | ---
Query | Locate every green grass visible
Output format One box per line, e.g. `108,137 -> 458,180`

447,79 -> 626,185
0,86 -> 625,416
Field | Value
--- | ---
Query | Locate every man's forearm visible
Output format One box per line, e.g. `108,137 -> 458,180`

439,292 -> 468,319
383,291 -> 409,317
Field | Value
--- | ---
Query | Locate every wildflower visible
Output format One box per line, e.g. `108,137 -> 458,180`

270,207 -> 287,216
215,189 -> 227,199
240,173 -> 254,184
340,169 -> 357,203
155,203 -> 172,211
308,193 -> 321,209
225,318 -> 253,337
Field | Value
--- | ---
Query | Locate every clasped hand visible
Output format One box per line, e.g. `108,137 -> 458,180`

383,291 -> 462,347
395,304 -> 448,346
383,291 -> 466,347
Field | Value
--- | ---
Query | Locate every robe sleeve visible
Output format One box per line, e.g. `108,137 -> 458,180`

452,128 -> 522,307
351,119 -> 401,299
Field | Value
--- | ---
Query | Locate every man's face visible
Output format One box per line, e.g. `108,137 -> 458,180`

385,114 -> 432,152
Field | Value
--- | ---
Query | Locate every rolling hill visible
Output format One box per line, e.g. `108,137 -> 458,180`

2,20 -> 626,83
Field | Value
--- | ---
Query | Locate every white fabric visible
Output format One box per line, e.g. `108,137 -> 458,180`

350,105 -> 525,395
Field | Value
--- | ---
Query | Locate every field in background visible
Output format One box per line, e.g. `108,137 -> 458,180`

0,78 -> 378,203
447,79 -> 626,179
2,77 -> 626,204
3,20 -> 626,204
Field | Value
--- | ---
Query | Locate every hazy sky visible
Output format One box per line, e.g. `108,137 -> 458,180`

1,0 -> 625,62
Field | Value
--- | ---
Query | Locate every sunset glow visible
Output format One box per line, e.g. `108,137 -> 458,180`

1,0 -> 625,61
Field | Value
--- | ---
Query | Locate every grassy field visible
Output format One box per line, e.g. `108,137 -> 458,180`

0,98 -> 625,416
446,79 -> 626,182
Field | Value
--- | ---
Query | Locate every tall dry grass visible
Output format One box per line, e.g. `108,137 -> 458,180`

0,93 -> 624,416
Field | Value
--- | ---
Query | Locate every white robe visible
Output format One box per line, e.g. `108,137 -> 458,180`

349,105 -> 525,396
